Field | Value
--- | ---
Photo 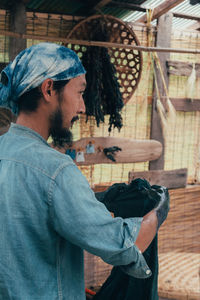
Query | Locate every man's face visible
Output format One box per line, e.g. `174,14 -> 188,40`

59,74 -> 86,129
49,74 -> 86,148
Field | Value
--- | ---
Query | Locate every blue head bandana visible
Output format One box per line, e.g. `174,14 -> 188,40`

0,42 -> 86,114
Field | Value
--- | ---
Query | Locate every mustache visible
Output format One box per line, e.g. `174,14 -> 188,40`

71,116 -> 79,123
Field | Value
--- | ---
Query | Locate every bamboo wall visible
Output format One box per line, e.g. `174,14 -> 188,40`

1,10 -> 200,299
1,10 -> 200,186
166,29 -> 200,183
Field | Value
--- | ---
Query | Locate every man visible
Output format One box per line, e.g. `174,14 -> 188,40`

0,43 -> 169,300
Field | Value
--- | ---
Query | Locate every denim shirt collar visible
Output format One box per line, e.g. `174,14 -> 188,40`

9,123 -> 50,147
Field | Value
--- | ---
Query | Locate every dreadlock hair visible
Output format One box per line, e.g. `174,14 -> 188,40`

18,79 -> 69,113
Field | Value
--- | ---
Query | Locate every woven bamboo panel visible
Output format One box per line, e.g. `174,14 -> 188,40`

66,15 -> 143,104
26,12 -> 81,38
158,252 -> 200,300
84,251 -> 112,288
158,186 -> 200,254
158,185 -> 200,300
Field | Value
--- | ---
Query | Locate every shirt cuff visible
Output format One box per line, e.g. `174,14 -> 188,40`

120,248 -> 152,279
122,217 -> 152,279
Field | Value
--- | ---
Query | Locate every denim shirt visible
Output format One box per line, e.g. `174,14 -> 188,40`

0,124 -> 151,300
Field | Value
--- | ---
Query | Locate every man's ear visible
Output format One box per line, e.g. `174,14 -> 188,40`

41,79 -> 54,102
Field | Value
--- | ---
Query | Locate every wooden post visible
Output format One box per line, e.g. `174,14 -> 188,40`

9,0 -> 26,61
149,12 -> 173,170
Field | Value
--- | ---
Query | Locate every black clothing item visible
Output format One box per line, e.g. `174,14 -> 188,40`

94,178 -> 166,300
152,185 -> 170,229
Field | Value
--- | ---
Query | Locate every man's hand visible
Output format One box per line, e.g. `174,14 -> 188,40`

135,185 -> 169,253
152,185 -> 170,230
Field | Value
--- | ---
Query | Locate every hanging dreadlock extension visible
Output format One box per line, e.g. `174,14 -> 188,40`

81,18 -> 124,132
101,47 -> 123,132
82,45 -> 104,126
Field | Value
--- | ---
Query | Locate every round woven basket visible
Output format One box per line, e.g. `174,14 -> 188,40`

66,15 -> 143,104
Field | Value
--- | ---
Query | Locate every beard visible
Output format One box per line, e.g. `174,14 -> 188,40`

49,107 -> 73,148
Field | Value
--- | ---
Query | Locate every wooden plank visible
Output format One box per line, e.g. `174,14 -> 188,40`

173,12 -> 200,22
136,0 -> 184,23
187,21 -> 200,31
149,13 -> 173,171
93,0 -> 112,10
56,137 -> 162,166
170,98 -> 200,111
109,1 -> 146,12
167,60 -> 200,77
141,96 -> 200,111
9,0 -> 26,61
128,168 -> 188,189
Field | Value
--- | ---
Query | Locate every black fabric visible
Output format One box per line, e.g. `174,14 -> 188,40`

153,186 -> 170,229
94,178 -> 161,300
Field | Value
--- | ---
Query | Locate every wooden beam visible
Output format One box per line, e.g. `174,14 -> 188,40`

128,168 -> 188,189
136,0 -> 184,23
9,0 -> 26,61
109,1 -> 146,12
167,60 -> 200,77
2,30 -> 200,55
173,12 -> 200,22
93,0 -> 112,10
26,11 -> 84,21
149,13 -> 173,171
141,96 -> 200,112
170,98 -> 200,112
187,21 -> 200,31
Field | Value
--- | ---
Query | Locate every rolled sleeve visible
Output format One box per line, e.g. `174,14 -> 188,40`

49,163 -> 152,278
120,248 -> 152,278
123,217 -> 142,248
117,217 -> 152,279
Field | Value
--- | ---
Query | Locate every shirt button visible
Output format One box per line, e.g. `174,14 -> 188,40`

146,269 -> 151,275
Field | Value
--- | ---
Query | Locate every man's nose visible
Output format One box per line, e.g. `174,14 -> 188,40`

79,96 -> 86,114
